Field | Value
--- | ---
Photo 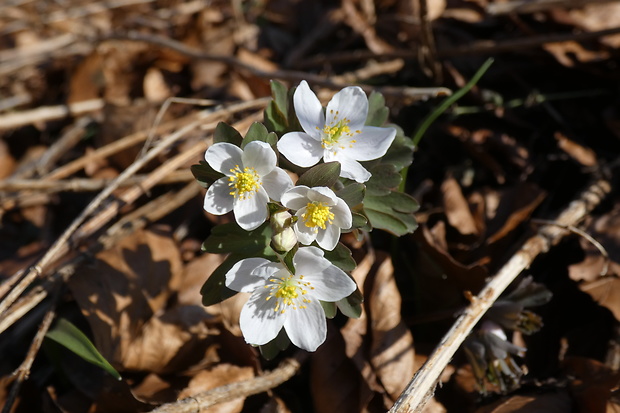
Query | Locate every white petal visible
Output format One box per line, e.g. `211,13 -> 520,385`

294,218 -> 318,246
283,298 -> 326,351
338,158 -> 371,183
233,188 -> 269,230
204,178 -> 234,215
261,167 -> 293,202
242,141 -> 276,176
331,198 -> 352,228
293,246 -> 331,274
306,186 -> 338,205
345,126 -> 396,161
205,143 -> 243,175
251,261 -> 285,279
225,258 -> 271,292
293,80 -> 324,138
303,265 -> 356,302
325,86 -> 368,131
315,224 -> 339,251
281,186 -> 310,211
239,290 -> 285,346
277,132 -> 324,168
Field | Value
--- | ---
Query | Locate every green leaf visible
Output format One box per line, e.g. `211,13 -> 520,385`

336,183 -> 365,208
323,242 -> 356,272
296,162 -> 341,188
271,80 -> 289,116
259,328 -> 290,360
366,91 -> 389,127
351,212 -> 368,229
45,318 -> 121,380
213,122 -> 243,146
380,127 -> 415,171
200,253 -> 245,306
363,191 -> 419,236
241,122 -> 269,149
337,288 -> 364,318
264,80 -> 291,134
365,164 -> 402,196
202,222 -> 273,255
191,161 -> 223,188
320,301 -> 337,319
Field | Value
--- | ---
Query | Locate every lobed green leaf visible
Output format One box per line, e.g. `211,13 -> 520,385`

296,162 -> 341,188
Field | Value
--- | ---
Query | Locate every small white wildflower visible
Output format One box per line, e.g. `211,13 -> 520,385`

277,80 -> 396,183
281,185 -> 352,251
203,141 -> 293,230
225,246 -> 356,351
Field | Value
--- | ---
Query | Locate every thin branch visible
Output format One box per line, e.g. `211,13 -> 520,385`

1,293 -> 57,413
150,351 -> 309,413
0,99 -> 104,130
0,170 -> 193,193
389,178 -> 611,413
531,218 -> 610,276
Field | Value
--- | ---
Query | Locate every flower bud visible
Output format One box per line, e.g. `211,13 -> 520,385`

270,210 -> 297,253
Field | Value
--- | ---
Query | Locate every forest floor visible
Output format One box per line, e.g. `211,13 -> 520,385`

1,0 -> 620,412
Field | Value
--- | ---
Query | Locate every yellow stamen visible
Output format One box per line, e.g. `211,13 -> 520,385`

264,274 -> 313,312
228,165 -> 260,200
302,202 -> 334,230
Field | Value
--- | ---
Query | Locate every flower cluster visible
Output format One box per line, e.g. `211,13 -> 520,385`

193,80 -> 418,353
463,276 -> 552,393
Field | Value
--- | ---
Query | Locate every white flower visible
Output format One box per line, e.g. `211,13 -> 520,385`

225,246 -> 356,352
281,186 -> 352,251
203,141 -> 293,230
277,80 -> 396,183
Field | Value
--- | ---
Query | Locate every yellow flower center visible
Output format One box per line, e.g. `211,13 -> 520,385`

265,275 -> 314,314
228,165 -> 260,200
302,202 -> 334,230
318,110 -> 360,151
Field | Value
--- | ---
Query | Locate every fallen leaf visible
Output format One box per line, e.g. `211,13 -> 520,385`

474,390 -> 573,413
367,251 -> 416,404
562,356 -> 620,413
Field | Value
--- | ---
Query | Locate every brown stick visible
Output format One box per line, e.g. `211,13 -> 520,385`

388,178 -> 612,413
150,352 -> 309,413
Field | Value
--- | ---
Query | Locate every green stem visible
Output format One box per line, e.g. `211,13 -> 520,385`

411,58 -> 494,147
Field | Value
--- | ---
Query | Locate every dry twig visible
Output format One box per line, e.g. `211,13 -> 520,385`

389,178 -> 612,412
150,351 -> 309,413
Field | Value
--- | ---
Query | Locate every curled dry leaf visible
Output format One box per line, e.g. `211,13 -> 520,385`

442,176 -> 481,238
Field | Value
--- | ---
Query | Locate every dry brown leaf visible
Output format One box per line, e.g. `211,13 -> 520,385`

579,277 -> 620,321
69,228 -> 187,372
367,251 -> 416,404
554,132 -> 597,167
178,252 -> 227,307
562,356 -> 620,413
442,176 -> 480,237
568,3 -> 620,48
311,322 -> 374,413
0,139 -> 16,179
67,52 -> 104,104
178,364 -> 255,413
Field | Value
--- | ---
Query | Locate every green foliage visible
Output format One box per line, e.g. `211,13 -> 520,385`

264,80 -> 300,134
363,191 -> 419,236
323,242 -> 356,272
365,91 -> 389,127
191,160 -> 222,188
202,222 -> 273,255
213,121 -> 243,146
45,318 -> 121,380
337,288 -> 364,319
296,162 -> 341,188
241,122 -> 278,149
336,182 -> 365,208
200,253 -> 246,306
